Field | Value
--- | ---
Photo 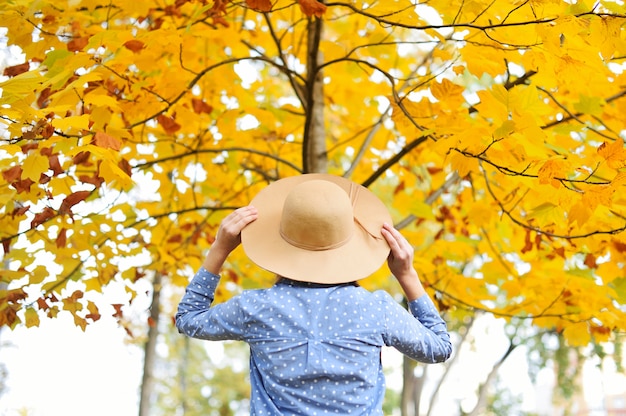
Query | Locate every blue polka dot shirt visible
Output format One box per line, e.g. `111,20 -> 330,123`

176,268 -> 452,415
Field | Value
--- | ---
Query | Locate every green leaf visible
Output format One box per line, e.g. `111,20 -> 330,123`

609,277 -> 626,304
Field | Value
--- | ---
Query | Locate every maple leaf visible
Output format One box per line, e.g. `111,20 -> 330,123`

430,78 -> 465,108
191,98 -> 213,114
24,307 -> 40,328
156,114 -> 181,134
298,0 -> 327,17
112,304 -> 124,319
563,322 -> 591,347
86,301 -> 101,322
72,151 -> 92,165
123,39 -> 145,53
67,36 -> 89,52
537,159 -> 565,188
31,206 -> 56,228
597,139 -> 626,169
2,165 -> 22,182
22,153 -> 49,182
93,131 -> 122,151
568,202 -> 592,227
58,190 -> 92,215
583,253 -> 597,269
246,0 -> 272,12
3,62 -> 30,77
56,228 -> 67,248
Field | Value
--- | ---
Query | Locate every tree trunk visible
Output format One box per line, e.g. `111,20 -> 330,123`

466,340 -> 517,416
401,358 -> 427,416
180,336 -> 190,415
401,356 -> 414,416
302,13 -> 327,174
426,315 -> 476,416
138,271 -> 163,416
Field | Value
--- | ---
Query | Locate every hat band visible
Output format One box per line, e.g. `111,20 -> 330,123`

279,226 -> 354,251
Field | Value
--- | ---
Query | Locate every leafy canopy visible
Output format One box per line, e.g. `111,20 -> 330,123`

1,0 -> 626,347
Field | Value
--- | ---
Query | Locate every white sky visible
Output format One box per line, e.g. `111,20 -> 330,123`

0,313 -> 143,416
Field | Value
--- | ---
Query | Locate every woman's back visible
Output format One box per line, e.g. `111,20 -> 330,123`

241,280 -> 386,415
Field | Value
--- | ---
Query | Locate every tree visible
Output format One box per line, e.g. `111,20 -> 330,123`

1,0 -> 625,363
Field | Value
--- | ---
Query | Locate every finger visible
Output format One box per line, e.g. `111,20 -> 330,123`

382,223 -> 405,250
226,205 -> 258,232
381,225 -> 399,250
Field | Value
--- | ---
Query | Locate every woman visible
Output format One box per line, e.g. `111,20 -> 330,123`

176,174 -> 452,415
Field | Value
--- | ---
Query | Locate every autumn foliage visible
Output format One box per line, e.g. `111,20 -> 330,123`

1,0 -> 625,347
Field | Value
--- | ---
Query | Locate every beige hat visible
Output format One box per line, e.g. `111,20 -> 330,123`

241,173 -> 392,284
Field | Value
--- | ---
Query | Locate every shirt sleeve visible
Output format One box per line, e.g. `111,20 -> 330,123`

381,292 -> 452,363
175,267 -> 246,341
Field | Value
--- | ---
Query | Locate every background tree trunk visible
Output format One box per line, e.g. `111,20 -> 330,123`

401,358 -> 427,416
303,14 -> 327,174
138,272 -> 163,416
466,340 -> 517,416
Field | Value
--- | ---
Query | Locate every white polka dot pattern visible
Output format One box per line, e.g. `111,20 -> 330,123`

176,268 -> 452,415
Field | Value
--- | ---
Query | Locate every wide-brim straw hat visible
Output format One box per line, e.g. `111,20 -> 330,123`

241,173 -> 392,284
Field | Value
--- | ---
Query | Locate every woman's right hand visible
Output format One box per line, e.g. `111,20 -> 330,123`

203,205 -> 258,273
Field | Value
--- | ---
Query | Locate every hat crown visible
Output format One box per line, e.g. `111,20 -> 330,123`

279,180 -> 353,251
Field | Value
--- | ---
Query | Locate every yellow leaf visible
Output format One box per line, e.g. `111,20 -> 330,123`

449,151 -> 478,178
22,153 -> 49,181
84,277 -> 103,292
84,90 -> 121,111
25,307 -> 40,328
0,188 -> 17,207
573,95 -> 605,116
493,120 -> 516,140
568,202 -> 592,227
0,71 -> 43,104
86,301 -> 101,322
537,158 -> 566,188
430,78 -> 465,109
410,200 -> 436,221
527,202 -> 563,227
598,139 -> 626,169
29,266 -> 49,285
99,159 -> 133,190
562,322 -> 591,347
51,114 -> 91,133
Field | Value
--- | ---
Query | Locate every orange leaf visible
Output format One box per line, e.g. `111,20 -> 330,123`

48,154 -> 63,176
157,114 -> 181,134
246,0 -> 272,12
123,40 -> 145,53
67,36 -> 89,52
13,178 -> 35,193
86,301 -> 101,322
584,253 -> 597,269
537,159 -> 565,188
598,139 -> 626,169
56,228 -> 67,248
2,165 -> 22,182
191,98 -> 213,114
93,131 -> 122,151
59,190 -> 91,215
298,0 -> 327,17
73,151 -> 92,165
589,324 -> 611,342
31,206 -> 56,228
3,62 -> 30,77
430,78 -> 465,107
112,304 -> 124,319
167,234 -> 182,243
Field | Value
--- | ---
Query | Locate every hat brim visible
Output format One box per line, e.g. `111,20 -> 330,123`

241,174 -> 392,284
